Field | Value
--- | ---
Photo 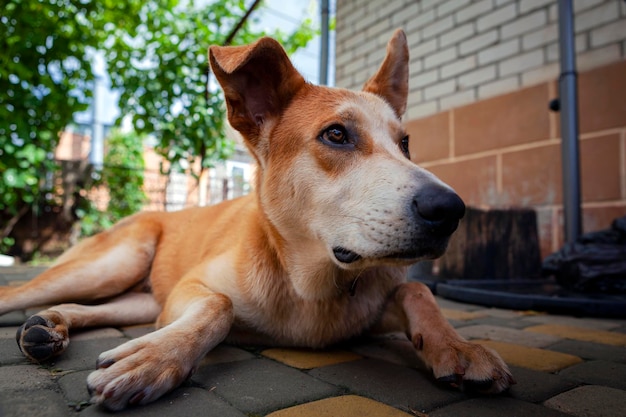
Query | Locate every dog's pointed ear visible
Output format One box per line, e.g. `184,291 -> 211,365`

362,29 -> 409,119
209,38 -> 306,148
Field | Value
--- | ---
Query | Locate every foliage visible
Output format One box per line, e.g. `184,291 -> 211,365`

0,0 -> 147,249
106,0 -> 316,179
77,129 -> 148,237
0,0 -> 316,252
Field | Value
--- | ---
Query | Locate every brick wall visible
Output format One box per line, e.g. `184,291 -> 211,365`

336,0 -> 626,119
335,0 -> 626,258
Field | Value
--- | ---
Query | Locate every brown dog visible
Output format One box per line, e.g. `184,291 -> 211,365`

0,29 -> 513,410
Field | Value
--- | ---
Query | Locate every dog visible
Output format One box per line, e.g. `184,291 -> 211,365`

0,29 -> 513,411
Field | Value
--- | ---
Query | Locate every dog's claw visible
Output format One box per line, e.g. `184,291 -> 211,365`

96,358 -> 116,369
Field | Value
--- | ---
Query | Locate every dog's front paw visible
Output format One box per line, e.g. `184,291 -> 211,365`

86,337 -> 193,411
16,311 -> 69,362
427,340 -> 515,394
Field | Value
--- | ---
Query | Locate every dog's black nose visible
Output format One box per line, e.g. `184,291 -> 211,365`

412,185 -> 465,236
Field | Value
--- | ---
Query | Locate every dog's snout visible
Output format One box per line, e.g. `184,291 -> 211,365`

412,186 -> 465,235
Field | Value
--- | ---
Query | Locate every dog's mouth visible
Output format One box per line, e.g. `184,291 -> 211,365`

332,247 -> 362,264
332,246 -> 437,265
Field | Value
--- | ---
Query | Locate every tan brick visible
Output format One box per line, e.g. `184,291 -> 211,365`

580,134 -> 622,202
578,60 -> 626,133
425,156 -> 498,206
266,395 -> 413,417
525,324 -> 626,347
261,348 -> 361,369
455,83 -> 551,155
476,340 -> 583,372
404,111 -> 450,163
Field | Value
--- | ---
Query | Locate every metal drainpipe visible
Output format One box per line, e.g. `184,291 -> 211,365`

319,0 -> 330,85
556,0 -> 582,243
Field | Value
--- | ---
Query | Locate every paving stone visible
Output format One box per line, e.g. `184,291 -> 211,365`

476,340 -> 583,372
266,395 -> 413,417
506,366 -> 578,403
81,387 -> 247,417
435,296 -> 483,311
458,324 -> 561,348
472,307 -> 529,319
71,327 -> 125,341
0,364 -> 56,391
199,344 -> 256,366
0,389 -> 70,417
525,324 -> 626,346
121,324 -> 156,339
0,310 -> 27,326
0,337 -> 29,365
57,369 -> 91,405
429,396 -> 573,417
191,357 -> 341,415
441,308 -> 487,321
456,316 -> 534,330
309,358 -> 464,413
262,347 -> 361,369
521,315 -> 624,331
348,338 -> 426,369
0,326 -> 19,339
558,360 -> 626,390
547,339 -> 626,363
52,337 -> 127,371
543,385 -> 626,417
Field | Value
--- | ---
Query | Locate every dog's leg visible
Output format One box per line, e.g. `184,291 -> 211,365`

15,292 -> 160,363
375,282 -> 515,393
86,276 -> 234,411
1,214 -> 160,362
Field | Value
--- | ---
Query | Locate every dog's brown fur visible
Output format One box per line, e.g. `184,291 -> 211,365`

0,30 -> 513,410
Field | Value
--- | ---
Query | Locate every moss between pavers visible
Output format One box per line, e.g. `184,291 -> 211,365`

262,347 -> 361,369
476,340 -> 583,372
265,395 -> 413,417
525,324 -> 626,347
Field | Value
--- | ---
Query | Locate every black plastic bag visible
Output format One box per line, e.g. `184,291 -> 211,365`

543,216 -> 626,293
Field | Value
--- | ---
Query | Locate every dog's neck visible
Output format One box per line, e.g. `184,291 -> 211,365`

256,207 -> 360,300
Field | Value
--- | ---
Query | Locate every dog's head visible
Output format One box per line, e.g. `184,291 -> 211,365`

209,30 -> 464,272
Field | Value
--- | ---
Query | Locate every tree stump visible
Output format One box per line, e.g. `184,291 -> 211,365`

438,207 -> 542,280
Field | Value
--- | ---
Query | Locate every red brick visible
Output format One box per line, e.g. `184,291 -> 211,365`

454,84 -> 551,156
405,111 -> 450,163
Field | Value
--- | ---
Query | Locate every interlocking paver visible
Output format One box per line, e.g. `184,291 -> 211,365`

191,357 -> 341,415
0,389 -> 70,417
428,396 -> 573,417
521,315 -> 624,331
2,266 -> 625,417
80,386 -> 247,417
525,324 -> 626,346
266,395 -> 414,417
457,324 -> 561,348
476,340 -> 583,372
547,339 -> 626,363
506,366 -> 578,403
348,337 -> 426,369
52,338 -> 127,371
557,360 -> 626,390
543,385 -> 626,417
441,308 -> 487,321
262,347 -> 361,369
309,358 -> 465,413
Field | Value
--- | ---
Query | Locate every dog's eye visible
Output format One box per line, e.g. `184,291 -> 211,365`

320,125 -> 350,146
400,135 -> 410,159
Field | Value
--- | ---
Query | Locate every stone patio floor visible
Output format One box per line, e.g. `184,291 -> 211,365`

1,266 -> 625,416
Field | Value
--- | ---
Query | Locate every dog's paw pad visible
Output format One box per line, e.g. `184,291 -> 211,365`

16,313 -> 69,362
